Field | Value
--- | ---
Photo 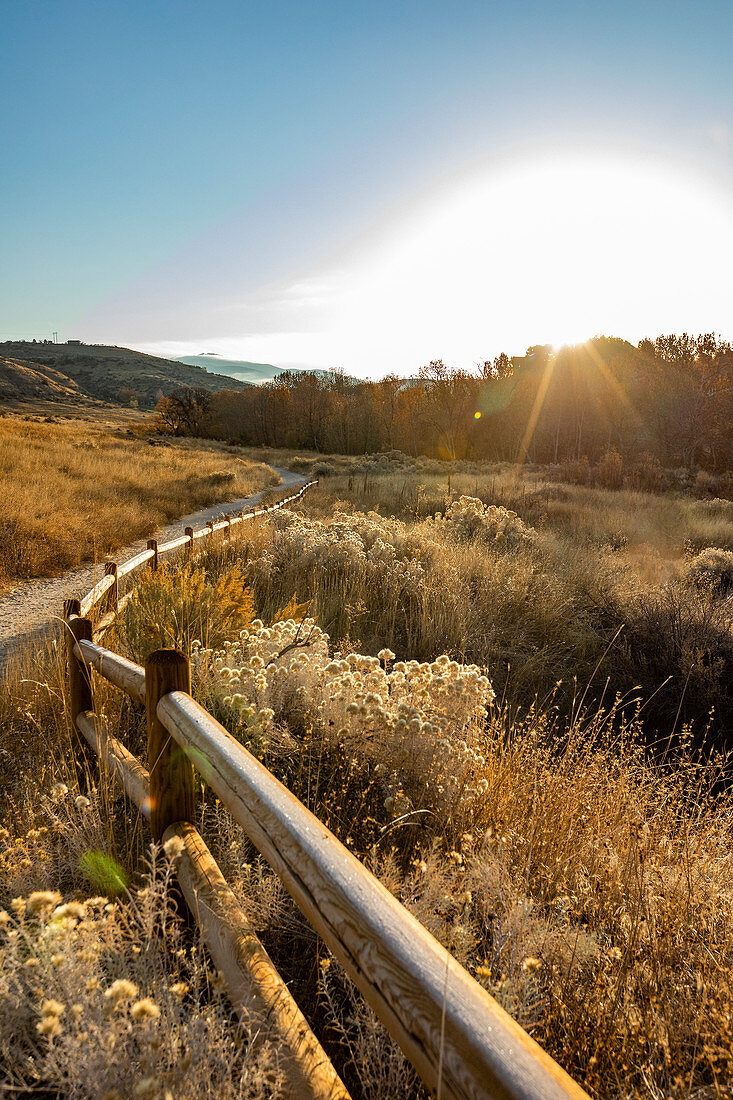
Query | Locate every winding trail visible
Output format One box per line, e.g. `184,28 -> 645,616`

0,467 -> 305,672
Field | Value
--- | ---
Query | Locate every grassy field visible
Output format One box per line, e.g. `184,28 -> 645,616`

1,451 -> 732,1097
0,415 -> 278,590
240,453 -> 733,743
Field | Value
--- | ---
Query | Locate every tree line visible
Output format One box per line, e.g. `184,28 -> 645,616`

155,334 -> 733,471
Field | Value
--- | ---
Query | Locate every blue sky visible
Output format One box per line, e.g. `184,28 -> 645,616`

2,1 -> 732,374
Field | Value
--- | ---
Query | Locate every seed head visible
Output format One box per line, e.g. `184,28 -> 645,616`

130,998 -> 161,1021
104,979 -> 139,1003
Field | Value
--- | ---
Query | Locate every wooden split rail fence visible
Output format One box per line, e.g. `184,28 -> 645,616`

62,479 -> 589,1100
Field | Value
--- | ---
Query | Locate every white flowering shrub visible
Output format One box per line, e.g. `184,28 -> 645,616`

252,509 -> 434,600
193,618 -> 495,820
430,496 -> 536,548
682,546 -> 733,595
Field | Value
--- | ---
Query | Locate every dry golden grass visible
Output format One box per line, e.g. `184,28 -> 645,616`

0,416 -> 278,590
2,466 -> 733,1097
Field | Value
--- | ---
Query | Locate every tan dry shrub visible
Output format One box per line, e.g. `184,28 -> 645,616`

0,847 -> 287,1098
117,562 -> 255,660
595,448 -> 625,490
682,545 -> 733,595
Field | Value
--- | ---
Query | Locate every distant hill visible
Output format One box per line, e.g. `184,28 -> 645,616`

175,354 -> 362,387
0,342 -> 252,408
0,355 -> 101,405
176,355 -> 285,385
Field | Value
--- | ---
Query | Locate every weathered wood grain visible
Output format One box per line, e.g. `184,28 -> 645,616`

158,532 -> 190,555
74,638 -> 146,704
76,710 -> 150,815
117,547 -> 156,577
146,650 -> 195,842
164,821 -> 350,1100
79,571 -> 116,617
103,561 -> 118,615
147,538 -> 158,571
157,692 -> 589,1100
63,611 -> 95,787
65,611 -> 92,725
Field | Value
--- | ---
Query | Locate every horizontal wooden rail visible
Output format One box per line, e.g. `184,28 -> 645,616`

157,692 -> 587,1100
165,821 -> 350,1100
76,710 -> 151,814
74,638 -> 146,705
157,532 -> 190,554
117,547 -> 156,578
79,572 -> 116,617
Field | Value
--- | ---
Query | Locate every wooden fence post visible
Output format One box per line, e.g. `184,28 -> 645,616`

147,539 -> 158,572
207,520 -> 215,540
146,650 -> 195,842
104,561 -> 118,614
64,604 -> 94,785
63,597 -> 80,621
185,526 -> 194,561
65,606 -> 92,723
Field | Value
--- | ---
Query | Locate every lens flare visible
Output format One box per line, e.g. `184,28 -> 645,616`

474,411 -> 482,419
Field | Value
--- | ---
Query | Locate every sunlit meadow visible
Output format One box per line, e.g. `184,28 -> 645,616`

2,455 -> 732,1097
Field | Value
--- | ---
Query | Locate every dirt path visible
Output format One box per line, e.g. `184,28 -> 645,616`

0,467 -> 305,672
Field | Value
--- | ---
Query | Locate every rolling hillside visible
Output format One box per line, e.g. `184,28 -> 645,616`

0,342 -> 251,408
0,355 -> 100,405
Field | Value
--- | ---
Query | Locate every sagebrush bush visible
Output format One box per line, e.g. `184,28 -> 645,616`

196,617 -> 494,826
289,472 -> 733,741
682,546 -> 733,595
430,495 -> 536,547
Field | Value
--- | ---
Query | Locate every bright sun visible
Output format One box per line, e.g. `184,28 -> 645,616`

172,151 -> 733,375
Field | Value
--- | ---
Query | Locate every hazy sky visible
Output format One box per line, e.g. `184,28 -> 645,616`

2,1 -> 732,376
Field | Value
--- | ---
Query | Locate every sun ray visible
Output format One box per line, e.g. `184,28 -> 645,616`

582,339 -> 640,422
515,356 -> 556,466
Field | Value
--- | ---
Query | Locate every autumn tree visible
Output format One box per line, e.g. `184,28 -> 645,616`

638,333 -> 733,467
418,360 -> 476,459
156,386 -> 212,436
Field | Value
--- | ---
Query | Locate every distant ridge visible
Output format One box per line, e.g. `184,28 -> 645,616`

176,355 -> 285,385
0,342 -> 252,408
175,354 -> 362,387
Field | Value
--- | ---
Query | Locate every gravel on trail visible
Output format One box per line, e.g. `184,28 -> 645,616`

0,467 -> 305,674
